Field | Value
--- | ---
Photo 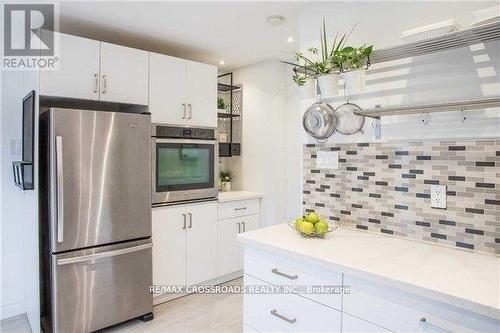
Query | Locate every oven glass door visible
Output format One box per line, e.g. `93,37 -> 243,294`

156,141 -> 214,192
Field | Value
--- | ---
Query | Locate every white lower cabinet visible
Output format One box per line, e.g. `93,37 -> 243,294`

242,244 -> 499,333
152,201 -> 217,290
217,198 -> 261,277
185,202 -> 218,285
218,214 -> 259,276
152,204 -> 186,287
244,275 -> 342,332
343,274 -> 499,333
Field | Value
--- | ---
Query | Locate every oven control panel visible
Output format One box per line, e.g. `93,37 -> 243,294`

154,125 -> 215,140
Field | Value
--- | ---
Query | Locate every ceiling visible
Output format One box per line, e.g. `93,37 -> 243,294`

58,1 -> 497,72
59,1 -> 302,71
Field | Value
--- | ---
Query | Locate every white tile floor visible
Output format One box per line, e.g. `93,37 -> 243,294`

1,278 -> 243,333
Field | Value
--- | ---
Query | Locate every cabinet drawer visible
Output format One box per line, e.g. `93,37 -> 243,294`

343,275 -> 500,333
244,247 -> 343,311
244,275 -> 341,332
218,199 -> 260,219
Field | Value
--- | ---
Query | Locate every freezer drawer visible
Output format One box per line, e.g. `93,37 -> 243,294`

50,239 -> 153,333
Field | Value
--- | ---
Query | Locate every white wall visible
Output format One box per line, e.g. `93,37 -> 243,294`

1,69 -> 40,329
0,4 -> 40,329
225,60 -> 302,226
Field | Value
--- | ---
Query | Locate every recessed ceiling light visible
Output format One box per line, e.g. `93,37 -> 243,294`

267,15 -> 285,26
287,36 -> 294,43
219,60 -> 225,65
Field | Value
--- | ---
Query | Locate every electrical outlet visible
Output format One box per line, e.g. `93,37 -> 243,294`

431,185 -> 447,209
316,151 -> 338,169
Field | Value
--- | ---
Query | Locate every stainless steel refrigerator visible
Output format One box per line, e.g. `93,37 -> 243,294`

39,108 -> 153,333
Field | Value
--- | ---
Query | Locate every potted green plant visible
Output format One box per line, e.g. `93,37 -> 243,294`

219,170 -> 232,191
292,19 -> 350,98
217,97 -> 226,110
338,45 -> 373,95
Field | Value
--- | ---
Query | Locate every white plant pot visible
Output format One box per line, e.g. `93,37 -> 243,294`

343,69 -> 366,95
299,78 -> 317,100
222,182 -> 231,192
317,74 -> 339,98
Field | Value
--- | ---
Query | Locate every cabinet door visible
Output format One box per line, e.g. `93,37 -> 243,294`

149,53 -> 188,125
100,42 -> 149,105
186,60 -> 217,127
217,218 -> 240,276
186,202 -> 218,285
239,214 -> 260,269
40,32 -> 100,100
152,206 -> 186,287
342,314 -> 390,332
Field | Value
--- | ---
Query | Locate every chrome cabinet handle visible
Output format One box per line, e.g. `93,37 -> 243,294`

101,75 -> 107,94
182,103 -> 186,119
419,317 -> 452,333
270,309 -> 296,324
57,243 -> 152,265
237,222 -> 241,233
188,212 -> 193,229
271,268 -> 297,280
93,73 -> 99,93
182,213 -> 187,229
242,221 -> 246,232
188,103 -> 192,119
56,136 -> 64,243
234,207 -> 247,211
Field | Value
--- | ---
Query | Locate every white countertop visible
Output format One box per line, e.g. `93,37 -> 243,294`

238,223 -> 500,320
218,191 -> 263,203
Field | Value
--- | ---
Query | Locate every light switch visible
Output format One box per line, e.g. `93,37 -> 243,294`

316,151 -> 338,169
431,185 -> 447,209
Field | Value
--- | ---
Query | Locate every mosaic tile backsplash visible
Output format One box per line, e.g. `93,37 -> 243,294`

303,140 -> 500,254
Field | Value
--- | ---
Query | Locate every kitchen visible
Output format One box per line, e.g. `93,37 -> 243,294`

1,1 -> 499,333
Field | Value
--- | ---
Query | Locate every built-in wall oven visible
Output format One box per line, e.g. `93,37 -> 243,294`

151,124 -> 218,205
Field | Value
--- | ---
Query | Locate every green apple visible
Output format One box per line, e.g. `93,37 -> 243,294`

305,212 -> 320,224
314,221 -> 329,235
299,221 -> 314,235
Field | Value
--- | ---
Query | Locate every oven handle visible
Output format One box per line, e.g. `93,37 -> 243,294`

153,138 -> 217,145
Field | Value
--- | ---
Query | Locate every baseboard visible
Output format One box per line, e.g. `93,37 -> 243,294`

153,270 -> 243,306
0,302 -> 25,320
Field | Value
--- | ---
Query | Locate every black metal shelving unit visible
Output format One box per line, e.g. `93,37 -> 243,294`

217,72 -> 241,157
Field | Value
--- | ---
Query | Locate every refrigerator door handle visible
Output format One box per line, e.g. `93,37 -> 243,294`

56,136 -> 64,243
57,243 -> 153,266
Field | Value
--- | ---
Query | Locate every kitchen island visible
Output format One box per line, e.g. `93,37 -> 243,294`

238,223 -> 500,332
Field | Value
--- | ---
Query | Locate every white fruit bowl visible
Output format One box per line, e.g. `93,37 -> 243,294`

286,219 -> 343,238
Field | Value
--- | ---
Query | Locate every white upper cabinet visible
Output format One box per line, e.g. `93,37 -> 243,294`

39,33 -> 148,105
40,32 -> 100,100
99,42 -> 149,105
186,60 -> 217,127
149,53 -> 187,124
149,53 -> 217,127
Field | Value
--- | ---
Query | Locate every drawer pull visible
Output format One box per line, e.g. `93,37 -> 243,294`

270,309 -> 296,324
419,317 -> 452,333
234,207 -> 247,211
271,268 -> 298,280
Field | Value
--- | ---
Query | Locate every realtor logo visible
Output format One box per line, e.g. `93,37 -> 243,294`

4,4 -> 54,56
3,4 -> 58,70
